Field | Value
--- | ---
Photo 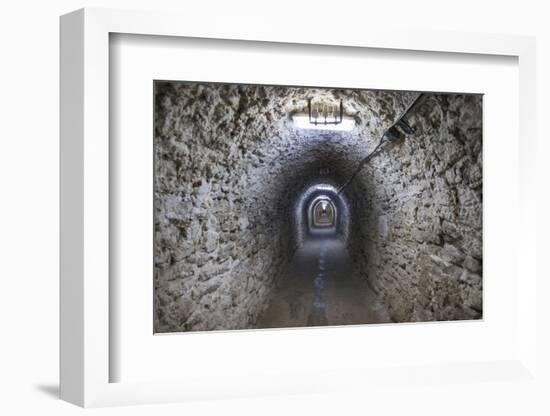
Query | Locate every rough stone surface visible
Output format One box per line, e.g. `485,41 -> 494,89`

154,81 -> 482,332
346,94 -> 483,322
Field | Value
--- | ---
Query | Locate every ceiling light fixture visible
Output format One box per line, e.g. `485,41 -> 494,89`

292,99 -> 355,131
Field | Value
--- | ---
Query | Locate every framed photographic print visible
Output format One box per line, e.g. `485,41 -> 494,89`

60,7 -> 539,408
152,81 -> 482,334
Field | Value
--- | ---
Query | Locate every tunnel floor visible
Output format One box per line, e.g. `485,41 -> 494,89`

257,236 -> 392,329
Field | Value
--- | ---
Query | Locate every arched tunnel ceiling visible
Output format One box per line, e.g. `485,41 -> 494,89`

155,82 -> 419,203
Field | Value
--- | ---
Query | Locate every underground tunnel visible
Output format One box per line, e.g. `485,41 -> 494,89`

153,81 -> 483,332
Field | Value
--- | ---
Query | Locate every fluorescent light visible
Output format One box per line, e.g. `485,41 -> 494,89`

292,114 -> 355,131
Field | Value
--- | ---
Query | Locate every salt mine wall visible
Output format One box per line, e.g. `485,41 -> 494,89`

347,94 -> 483,322
154,82 -> 297,332
153,81 -> 482,332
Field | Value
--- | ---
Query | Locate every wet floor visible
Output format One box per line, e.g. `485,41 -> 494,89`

257,236 -> 391,329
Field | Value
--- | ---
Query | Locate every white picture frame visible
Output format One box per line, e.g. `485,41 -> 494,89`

60,7 -> 538,408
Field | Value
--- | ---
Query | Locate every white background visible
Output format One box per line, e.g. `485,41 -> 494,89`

1,0 -> 548,415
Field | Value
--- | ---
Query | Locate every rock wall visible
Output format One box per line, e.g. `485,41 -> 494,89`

154,82 -> 296,332
154,81 -> 482,332
347,94 -> 483,322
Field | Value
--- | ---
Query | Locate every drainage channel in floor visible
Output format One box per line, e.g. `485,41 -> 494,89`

308,241 -> 328,326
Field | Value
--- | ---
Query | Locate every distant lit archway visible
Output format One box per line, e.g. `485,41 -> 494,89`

312,198 -> 336,228
307,195 -> 338,234
293,183 -> 350,245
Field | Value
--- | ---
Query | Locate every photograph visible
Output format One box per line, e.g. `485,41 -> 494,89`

153,81 -> 483,333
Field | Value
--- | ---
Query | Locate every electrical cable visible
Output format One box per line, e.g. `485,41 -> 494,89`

337,92 -> 423,195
